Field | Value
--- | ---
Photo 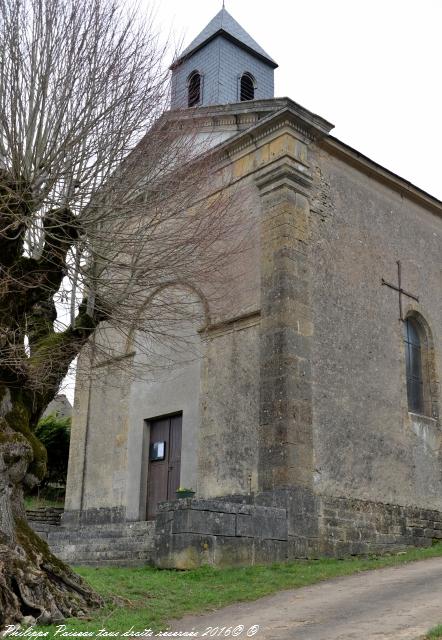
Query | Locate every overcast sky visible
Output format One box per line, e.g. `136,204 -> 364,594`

150,0 -> 442,200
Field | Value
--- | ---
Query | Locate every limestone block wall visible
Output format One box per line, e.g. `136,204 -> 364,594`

64,349 -> 132,522
34,521 -> 155,567
196,176 -> 262,499
318,494 -> 442,557
198,319 -> 260,498
309,147 -> 442,510
153,491 -> 442,569
154,497 -> 288,568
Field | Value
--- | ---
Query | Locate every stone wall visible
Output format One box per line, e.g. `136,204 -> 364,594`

26,507 -> 63,526
64,344 -> 132,517
309,146 -> 442,510
154,497 -> 288,568
153,492 -> 442,568
198,318 -> 260,497
32,520 -> 155,567
34,492 -> 442,568
319,495 -> 442,557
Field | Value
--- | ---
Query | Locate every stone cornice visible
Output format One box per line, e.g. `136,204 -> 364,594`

166,97 -> 334,136
255,157 -> 312,197
322,136 -> 442,217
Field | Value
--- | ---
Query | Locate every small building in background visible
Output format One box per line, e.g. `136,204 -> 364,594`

42,394 -> 73,420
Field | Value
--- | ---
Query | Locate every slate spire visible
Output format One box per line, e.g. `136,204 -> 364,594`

172,7 -> 278,69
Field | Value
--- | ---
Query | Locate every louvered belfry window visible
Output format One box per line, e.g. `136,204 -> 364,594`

240,73 -> 255,101
188,71 -> 201,107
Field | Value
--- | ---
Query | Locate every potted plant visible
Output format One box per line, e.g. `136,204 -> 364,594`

175,487 -> 195,499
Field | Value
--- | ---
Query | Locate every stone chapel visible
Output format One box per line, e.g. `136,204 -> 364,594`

59,8 -> 442,567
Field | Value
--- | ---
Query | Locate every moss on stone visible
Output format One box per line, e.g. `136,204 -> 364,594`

1,388 -> 47,481
15,517 -> 67,574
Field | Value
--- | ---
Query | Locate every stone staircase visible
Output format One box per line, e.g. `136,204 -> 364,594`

30,520 -> 156,567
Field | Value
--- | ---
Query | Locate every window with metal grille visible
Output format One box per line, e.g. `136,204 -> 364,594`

240,73 -> 255,101
188,71 -> 201,107
403,317 -> 425,414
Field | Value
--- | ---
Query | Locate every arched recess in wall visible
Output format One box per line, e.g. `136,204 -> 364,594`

124,281 -> 211,361
403,310 -> 439,420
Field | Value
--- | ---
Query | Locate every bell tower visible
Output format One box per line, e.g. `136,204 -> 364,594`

170,8 -> 278,109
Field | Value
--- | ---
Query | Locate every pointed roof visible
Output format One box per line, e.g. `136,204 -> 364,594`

171,8 -> 278,69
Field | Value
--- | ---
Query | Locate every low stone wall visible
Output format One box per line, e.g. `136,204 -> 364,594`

154,498 -> 288,568
31,492 -> 442,568
319,495 -> 442,556
153,491 -> 442,568
30,520 -> 155,567
26,507 -> 63,526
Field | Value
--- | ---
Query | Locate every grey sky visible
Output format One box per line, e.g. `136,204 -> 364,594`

150,0 -> 442,200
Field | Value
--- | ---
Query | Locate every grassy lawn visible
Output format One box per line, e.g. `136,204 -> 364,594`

37,543 -> 442,637
426,626 -> 442,639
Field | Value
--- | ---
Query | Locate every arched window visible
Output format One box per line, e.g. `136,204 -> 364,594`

187,71 -> 201,107
240,73 -> 255,101
403,314 -> 438,418
403,317 -> 425,414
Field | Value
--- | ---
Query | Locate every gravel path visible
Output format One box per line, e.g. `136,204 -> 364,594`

168,557 -> 442,639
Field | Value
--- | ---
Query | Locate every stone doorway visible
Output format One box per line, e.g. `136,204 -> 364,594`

146,413 -> 182,520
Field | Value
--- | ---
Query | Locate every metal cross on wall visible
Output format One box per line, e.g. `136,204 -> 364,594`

381,260 -> 419,321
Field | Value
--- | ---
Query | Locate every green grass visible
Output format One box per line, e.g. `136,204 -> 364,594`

24,495 -> 64,509
40,542 -> 442,637
426,626 -> 442,639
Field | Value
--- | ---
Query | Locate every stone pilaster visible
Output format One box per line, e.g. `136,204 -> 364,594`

256,156 -> 314,492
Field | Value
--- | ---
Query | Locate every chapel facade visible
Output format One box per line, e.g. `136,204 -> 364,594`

62,8 -> 442,566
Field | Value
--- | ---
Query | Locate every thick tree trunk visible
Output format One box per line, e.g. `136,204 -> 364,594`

0,387 -> 102,629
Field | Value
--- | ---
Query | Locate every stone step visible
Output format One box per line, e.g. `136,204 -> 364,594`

52,548 -> 154,563
65,558 -> 152,567
46,531 -> 153,546
44,524 -> 155,543
49,539 -> 154,553
74,521 -> 155,532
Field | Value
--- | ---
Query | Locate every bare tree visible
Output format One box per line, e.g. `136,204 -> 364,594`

0,0 -> 241,627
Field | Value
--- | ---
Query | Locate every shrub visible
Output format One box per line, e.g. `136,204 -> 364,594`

35,413 -> 71,491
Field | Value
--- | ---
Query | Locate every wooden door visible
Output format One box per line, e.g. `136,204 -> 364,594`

146,414 -> 182,520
